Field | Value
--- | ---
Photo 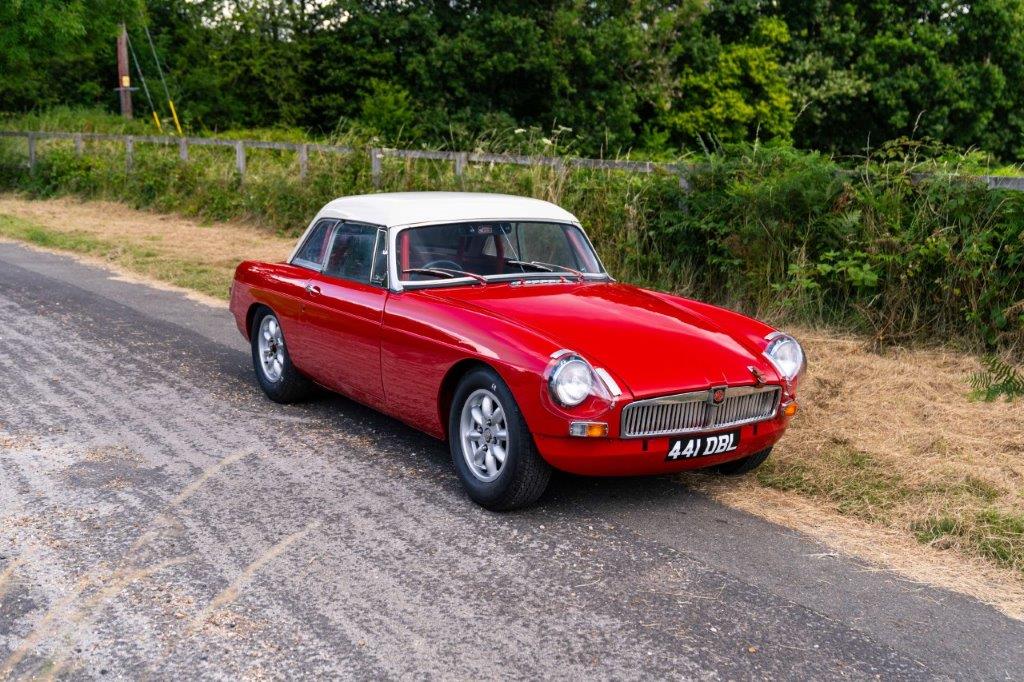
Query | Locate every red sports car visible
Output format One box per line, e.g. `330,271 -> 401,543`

230,192 -> 805,509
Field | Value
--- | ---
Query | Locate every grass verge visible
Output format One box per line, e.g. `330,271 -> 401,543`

0,196 -> 293,300
686,329 -> 1024,615
0,214 -> 229,300
754,443 -> 1022,575
3,194 -> 1023,615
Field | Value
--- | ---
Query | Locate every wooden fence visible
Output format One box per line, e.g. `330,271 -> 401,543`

3,129 -> 1024,192
0,130 -> 687,189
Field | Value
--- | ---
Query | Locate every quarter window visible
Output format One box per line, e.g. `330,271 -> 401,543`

323,223 -> 381,284
370,230 -> 388,286
293,219 -> 336,269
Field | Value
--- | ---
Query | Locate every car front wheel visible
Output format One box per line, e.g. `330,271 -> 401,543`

449,367 -> 551,510
250,307 -> 312,403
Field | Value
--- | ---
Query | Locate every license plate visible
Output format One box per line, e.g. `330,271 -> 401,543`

666,430 -> 740,461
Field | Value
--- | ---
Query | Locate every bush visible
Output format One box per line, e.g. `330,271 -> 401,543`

1,133 -> 1022,355
672,145 -> 1024,350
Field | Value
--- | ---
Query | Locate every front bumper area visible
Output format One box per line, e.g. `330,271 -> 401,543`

534,414 -> 790,476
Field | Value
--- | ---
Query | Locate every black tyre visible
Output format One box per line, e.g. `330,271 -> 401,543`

250,307 -> 312,404
714,446 -> 773,476
449,367 -> 552,510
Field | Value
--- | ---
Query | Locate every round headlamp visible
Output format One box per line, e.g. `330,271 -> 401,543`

764,333 -> 806,381
549,356 -> 595,407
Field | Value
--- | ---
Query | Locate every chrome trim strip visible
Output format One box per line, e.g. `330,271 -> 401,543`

396,272 -> 610,290
762,331 -> 806,383
620,385 -> 781,439
388,220 -> 610,293
594,367 -> 622,397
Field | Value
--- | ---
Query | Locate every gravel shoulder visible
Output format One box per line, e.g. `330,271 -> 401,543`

1,235 -> 1022,678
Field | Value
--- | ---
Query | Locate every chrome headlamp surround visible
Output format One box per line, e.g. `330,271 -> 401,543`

763,332 -> 806,382
547,350 -> 617,408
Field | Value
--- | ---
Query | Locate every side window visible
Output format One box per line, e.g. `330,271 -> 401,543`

517,222 -> 578,267
322,223 -> 381,284
292,219 -> 336,269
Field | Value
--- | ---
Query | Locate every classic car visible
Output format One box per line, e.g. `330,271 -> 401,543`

230,192 -> 805,510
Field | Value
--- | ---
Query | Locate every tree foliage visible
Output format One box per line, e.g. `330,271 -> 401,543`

3,0 -> 1024,159
0,0 -> 144,110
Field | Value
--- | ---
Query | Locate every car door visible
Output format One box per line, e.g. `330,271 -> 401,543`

275,217 -> 338,372
301,222 -> 389,408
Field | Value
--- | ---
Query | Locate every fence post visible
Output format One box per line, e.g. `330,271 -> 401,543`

551,157 -> 564,183
178,137 -> 189,161
125,135 -> 134,172
27,133 -> 36,172
298,144 -> 308,180
235,141 -> 246,178
678,172 -> 691,192
370,147 -> 382,188
74,133 -> 83,157
454,152 -> 467,177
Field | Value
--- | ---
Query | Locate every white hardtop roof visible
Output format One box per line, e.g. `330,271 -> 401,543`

317,192 -> 579,228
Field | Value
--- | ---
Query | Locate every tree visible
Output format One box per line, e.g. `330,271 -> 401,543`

6,0 -> 1024,161
0,0 -> 144,111
773,0 -> 1024,158
660,17 -> 794,146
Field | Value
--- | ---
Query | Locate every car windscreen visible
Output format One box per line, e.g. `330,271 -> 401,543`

397,221 -> 604,282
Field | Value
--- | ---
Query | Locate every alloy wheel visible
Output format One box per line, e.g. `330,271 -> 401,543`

459,388 -> 509,482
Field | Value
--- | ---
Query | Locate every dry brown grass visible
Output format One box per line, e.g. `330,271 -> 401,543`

788,329 -> 1024,492
687,328 -> 1024,617
0,194 -> 293,300
3,194 -> 1024,616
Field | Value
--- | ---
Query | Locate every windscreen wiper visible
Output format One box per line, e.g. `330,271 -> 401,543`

506,259 -> 585,281
403,268 -> 488,284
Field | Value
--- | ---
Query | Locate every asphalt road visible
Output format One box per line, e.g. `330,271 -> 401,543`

0,241 -> 1021,681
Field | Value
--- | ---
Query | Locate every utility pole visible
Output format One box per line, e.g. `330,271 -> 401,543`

116,23 -> 133,119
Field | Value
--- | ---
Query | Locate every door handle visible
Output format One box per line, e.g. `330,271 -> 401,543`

305,283 -> 321,296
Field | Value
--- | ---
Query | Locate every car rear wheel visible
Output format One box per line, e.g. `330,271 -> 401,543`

449,367 -> 551,510
714,446 -> 773,475
250,307 -> 312,403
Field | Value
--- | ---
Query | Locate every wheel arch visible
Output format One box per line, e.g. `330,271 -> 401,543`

245,302 -> 272,339
438,358 -> 501,441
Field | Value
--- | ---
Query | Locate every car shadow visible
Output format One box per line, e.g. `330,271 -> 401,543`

297,387 -> 704,510
545,470 -> 704,507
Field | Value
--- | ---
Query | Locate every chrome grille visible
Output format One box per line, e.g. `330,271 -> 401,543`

620,385 -> 780,438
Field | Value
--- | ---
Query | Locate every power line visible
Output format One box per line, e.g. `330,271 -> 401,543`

143,24 -> 183,135
125,31 -> 162,132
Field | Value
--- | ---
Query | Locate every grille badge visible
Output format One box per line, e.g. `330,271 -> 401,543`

708,386 -> 727,405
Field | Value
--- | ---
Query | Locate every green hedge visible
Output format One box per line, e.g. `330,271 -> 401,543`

1,137 -> 1022,352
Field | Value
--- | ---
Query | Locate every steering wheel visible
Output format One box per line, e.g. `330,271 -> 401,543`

422,259 -> 464,271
